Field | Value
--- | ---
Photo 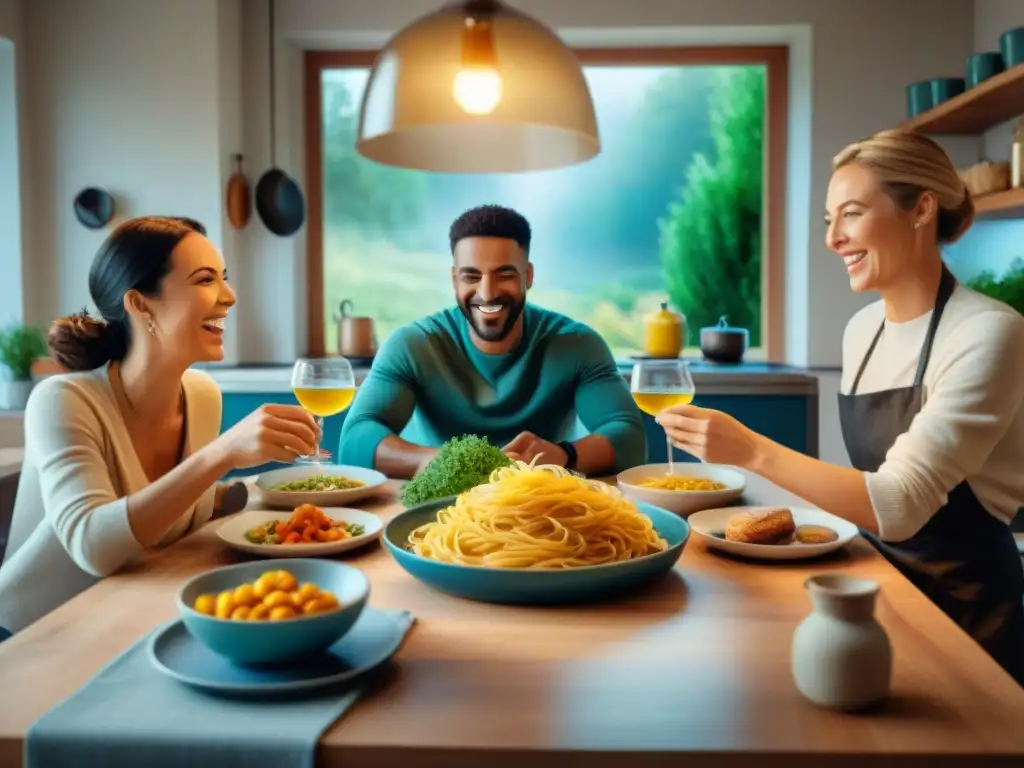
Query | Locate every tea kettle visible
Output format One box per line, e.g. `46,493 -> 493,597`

642,301 -> 686,358
334,300 -> 378,358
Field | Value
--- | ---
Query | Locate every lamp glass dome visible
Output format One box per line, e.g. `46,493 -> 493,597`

356,1 -> 600,173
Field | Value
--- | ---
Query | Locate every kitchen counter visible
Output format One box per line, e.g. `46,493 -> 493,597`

190,360 -> 822,467
1,470 -> 1021,766
5,361 -> 820,462
195,360 -> 819,397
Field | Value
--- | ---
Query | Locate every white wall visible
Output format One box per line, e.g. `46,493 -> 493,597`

12,0 -> 982,370
215,0 -> 244,363
0,39 -> 19,328
16,0 -> 244,360
0,0 -> 26,328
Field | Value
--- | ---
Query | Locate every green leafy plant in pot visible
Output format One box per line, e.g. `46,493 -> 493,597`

0,323 -> 47,410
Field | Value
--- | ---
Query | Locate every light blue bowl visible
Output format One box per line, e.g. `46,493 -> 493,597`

177,558 -> 370,665
383,497 -> 689,605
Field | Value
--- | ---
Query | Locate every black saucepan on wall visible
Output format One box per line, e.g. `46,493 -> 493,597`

73,187 -> 115,229
255,0 -> 305,237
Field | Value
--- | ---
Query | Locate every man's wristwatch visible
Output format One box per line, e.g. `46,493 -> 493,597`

557,440 -> 578,471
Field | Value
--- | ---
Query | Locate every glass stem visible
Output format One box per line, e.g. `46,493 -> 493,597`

666,433 -> 674,474
314,416 -> 324,456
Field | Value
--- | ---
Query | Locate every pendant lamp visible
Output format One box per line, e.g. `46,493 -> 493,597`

356,0 -> 600,173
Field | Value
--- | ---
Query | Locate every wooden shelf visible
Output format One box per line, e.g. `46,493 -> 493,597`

974,187 -> 1024,220
901,63 -> 1024,134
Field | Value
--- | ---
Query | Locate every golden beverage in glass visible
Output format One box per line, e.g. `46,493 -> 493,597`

291,357 -> 356,463
630,360 -> 696,474
293,386 -> 356,417
631,390 -> 694,417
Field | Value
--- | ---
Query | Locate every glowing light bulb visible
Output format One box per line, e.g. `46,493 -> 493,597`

453,67 -> 503,115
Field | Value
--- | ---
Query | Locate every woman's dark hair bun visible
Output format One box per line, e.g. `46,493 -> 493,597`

47,310 -> 127,372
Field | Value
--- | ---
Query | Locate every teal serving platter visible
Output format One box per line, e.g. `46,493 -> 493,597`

383,496 -> 689,605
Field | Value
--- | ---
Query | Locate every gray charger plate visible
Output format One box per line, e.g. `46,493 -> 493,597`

148,607 -> 411,695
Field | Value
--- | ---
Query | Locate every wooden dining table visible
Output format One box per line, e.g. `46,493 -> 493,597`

0,469 -> 1022,767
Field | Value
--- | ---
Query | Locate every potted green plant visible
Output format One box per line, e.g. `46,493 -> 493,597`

0,323 -> 48,410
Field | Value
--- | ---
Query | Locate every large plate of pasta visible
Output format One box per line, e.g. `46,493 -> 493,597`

382,461 -> 690,605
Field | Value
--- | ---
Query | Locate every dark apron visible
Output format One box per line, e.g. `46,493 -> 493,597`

838,266 -> 1024,687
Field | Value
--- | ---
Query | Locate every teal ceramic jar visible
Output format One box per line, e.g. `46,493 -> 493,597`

966,52 -> 1005,87
1000,27 -> 1024,67
930,77 -> 966,105
906,81 -> 934,117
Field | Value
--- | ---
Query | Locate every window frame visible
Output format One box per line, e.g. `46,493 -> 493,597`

303,45 -> 789,361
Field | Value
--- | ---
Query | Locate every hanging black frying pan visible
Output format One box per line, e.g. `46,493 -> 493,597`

255,0 -> 306,237
73,187 -> 115,229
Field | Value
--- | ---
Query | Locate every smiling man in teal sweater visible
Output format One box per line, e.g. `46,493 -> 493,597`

338,205 -> 647,479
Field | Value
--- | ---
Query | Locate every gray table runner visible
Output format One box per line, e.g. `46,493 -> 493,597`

25,609 -> 415,768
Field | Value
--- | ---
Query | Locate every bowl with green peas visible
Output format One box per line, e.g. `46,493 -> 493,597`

254,464 -> 389,509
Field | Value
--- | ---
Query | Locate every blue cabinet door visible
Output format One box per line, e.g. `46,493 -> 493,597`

642,394 -> 811,464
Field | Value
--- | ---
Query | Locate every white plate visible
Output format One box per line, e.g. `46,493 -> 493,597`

687,505 -> 859,561
254,464 -> 388,509
616,463 -> 746,516
216,508 -> 383,557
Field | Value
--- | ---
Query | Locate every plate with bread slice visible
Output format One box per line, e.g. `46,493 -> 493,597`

686,505 -> 859,560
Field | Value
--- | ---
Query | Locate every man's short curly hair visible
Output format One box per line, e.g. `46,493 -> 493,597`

448,205 -> 531,257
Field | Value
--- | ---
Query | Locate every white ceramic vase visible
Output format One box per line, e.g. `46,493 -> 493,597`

791,574 -> 893,711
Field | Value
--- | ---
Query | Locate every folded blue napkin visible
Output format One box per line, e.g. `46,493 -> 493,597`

25,609 -> 415,768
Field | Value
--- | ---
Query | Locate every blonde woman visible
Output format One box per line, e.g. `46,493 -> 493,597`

658,129 -> 1024,685
0,217 -> 318,640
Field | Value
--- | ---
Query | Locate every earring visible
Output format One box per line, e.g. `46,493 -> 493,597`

145,315 -> 156,335
913,222 -> 922,229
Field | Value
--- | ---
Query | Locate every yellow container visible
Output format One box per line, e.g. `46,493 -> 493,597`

642,302 -> 685,358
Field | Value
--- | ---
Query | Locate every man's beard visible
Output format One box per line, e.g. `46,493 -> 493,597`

458,296 -> 526,343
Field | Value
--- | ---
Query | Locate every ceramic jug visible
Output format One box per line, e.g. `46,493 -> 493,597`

791,574 -> 893,712
642,302 -> 685,358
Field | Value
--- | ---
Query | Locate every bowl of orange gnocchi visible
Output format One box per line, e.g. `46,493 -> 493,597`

177,558 -> 370,665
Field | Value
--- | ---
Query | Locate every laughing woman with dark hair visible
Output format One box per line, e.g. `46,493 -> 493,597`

0,216 -> 318,640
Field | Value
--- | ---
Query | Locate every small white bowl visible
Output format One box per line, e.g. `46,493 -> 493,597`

254,464 -> 388,509
617,462 -> 746,516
